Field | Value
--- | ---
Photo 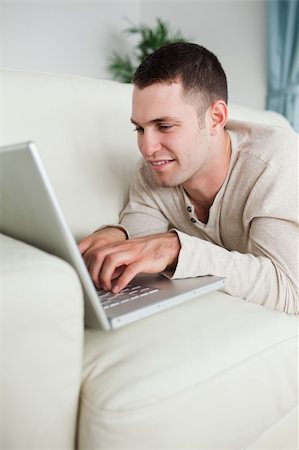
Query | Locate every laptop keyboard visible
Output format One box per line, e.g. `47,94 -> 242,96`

97,284 -> 160,310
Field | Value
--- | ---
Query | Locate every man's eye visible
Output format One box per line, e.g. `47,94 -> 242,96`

158,124 -> 173,131
133,127 -> 144,134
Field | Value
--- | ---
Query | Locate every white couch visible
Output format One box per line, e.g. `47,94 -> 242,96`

0,69 -> 298,450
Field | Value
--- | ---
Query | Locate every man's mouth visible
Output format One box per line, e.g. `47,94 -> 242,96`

149,159 -> 175,169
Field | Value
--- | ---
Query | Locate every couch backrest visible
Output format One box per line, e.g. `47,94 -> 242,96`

1,70 -> 138,239
0,69 -> 291,240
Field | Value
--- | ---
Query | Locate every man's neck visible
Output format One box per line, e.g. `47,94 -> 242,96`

183,131 -> 232,223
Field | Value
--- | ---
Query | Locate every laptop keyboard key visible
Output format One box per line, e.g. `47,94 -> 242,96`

97,284 -> 160,310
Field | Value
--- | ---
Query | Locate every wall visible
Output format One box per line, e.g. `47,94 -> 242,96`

142,1 -> 267,109
0,1 -> 141,79
0,0 -> 267,109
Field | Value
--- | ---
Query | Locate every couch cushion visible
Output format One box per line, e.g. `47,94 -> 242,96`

78,292 -> 298,449
0,69 -> 138,240
245,406 -> 298,449
1,233 -> 84,449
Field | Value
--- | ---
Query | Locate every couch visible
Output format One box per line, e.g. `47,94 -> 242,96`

0,69 -> 298,450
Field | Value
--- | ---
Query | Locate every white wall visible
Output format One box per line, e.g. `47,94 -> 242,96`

141,1 -> 267,110
0,1 -> 141,79
0,0 -> 267,109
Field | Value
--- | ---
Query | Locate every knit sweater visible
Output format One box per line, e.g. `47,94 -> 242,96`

120,120 -> 299,314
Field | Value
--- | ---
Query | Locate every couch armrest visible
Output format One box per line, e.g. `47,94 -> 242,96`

0,233 -> 84,450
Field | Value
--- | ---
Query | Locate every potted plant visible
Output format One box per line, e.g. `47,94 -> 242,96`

108,18 -> 188,83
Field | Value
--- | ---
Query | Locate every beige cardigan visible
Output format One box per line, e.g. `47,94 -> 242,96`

120,120 -> 299,314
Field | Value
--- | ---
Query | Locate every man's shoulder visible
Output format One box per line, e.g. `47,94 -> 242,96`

227,119 -> 298,168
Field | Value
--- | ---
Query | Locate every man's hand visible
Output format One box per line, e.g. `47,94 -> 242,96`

79,226 -> 127,285
79,226 -> 127,256
79,230 -> 180,293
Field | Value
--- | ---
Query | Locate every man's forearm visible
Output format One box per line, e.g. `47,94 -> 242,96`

169,230 -> 298,314
92,224 -> 129,240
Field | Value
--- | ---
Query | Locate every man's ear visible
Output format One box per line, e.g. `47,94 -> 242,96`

207,100 -> 228,135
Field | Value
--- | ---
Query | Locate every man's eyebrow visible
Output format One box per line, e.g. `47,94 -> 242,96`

130,116 -> 181,125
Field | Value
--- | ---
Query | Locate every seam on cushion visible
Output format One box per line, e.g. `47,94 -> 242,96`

80,335 -> 298,416
1,258 -> 82,289
0,257 -> 75,273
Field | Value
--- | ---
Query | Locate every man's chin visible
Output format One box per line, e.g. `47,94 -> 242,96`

153,175 -> 178,188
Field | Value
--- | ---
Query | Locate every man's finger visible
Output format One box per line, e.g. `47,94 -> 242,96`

78,238 -> 91,255
111,263 -> 140,293
98,247 -> 139,291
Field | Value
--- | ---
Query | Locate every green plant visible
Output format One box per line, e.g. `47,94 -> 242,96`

108,18 -> 188,83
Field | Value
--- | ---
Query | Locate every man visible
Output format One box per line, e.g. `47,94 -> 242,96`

79,42 -> 298,314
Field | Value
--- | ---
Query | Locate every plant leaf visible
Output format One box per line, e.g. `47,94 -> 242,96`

108,53 -> 135,83
107,18 -> 189,82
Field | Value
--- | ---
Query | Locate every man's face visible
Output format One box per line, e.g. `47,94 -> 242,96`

131,81 -> 212,188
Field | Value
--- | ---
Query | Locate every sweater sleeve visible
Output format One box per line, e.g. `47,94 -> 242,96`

168,155 -> 299,315
169,228 -> 298,314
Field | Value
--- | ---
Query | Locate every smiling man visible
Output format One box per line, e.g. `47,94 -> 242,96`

79,42 -> 298,314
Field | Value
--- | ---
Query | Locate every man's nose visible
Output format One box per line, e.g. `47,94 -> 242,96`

139,131 -> 162,157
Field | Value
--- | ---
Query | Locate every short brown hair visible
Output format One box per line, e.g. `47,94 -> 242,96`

132,42 -> 228,117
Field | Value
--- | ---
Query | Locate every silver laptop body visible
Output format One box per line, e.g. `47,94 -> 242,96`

0,142 -> 225,330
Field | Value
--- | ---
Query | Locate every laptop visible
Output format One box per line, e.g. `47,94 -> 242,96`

0,142 -> 225,330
